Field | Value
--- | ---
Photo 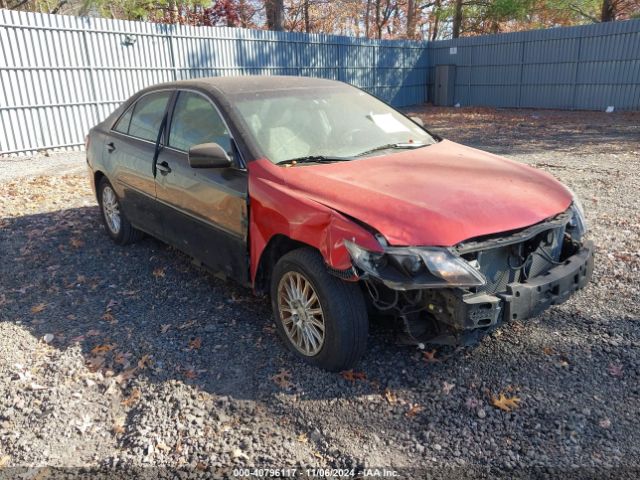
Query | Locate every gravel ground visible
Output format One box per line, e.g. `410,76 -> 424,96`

1,107 -> 639,478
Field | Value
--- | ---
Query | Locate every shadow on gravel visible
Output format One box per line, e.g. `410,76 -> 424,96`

0,205 -> 408,402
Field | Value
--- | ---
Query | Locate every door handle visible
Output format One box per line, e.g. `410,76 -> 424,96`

106,142 -> 115,153
156,161 -> 172,174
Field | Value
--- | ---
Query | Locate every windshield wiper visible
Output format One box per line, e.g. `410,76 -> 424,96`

355,143 -> 427,157
276,155 -> 352,166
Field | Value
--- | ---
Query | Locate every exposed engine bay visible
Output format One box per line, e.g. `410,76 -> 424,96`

348,205 -> 595,345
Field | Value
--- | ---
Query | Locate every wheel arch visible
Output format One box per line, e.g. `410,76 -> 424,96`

253,234 -> 314,295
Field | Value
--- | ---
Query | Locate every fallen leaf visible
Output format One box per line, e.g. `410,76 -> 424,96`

423,349 -> 439,363
86,355 -> 106,372
31,303 -> 47,314
442,381 -> 455,395
491,393 -> 521,412
383,388 -> 398,405
196,462 -> 207,471
70,238 -> 84,248
406,403 -> 423,418
188,337 -> 202,350
115,367 -> 138,384
608,363 -> 623,377
137,354 -> 152,369
91,344 -> 114,355
86,329 -> 101,336
183,368 -> 197,379
106,299 -> 118,311
178,320 -> 196,330
340,369 -> 367,382
160,324 -> 171,334
271,368 -> 292,389
102,312 -> 117,323
121,388 -> 141,407
0,455 -> 9,468
156,441 -> 171,452
297,433 -> 308,444
113,423 -> 126,435
542,347 -> 555,355
152,267 -> 166,278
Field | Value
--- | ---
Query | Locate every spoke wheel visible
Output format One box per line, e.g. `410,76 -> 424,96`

277,271 -> 325,356
101,185 -> 121,235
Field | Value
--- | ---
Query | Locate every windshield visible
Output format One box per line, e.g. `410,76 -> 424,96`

233,85 -> 436,164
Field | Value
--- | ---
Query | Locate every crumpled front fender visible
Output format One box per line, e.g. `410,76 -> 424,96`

248,159 -> 381,285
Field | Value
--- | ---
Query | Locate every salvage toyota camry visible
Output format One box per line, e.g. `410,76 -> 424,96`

86,76 -> 594,371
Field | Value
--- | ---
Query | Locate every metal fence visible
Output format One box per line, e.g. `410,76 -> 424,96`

0,9 -> 429,155
1,10 -> 639,156
428,19 -> 640,110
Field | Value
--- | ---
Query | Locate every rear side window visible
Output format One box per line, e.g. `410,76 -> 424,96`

113,105 -> 133,134
126,91 -> 172,142
169,91 -> 232,155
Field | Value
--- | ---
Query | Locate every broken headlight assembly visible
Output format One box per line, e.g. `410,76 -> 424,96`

567,189 -> 587,241
344,240 -> 486,290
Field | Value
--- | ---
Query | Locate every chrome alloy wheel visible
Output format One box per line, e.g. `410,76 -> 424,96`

101,185 -> 121,235
277,271 -> 326,356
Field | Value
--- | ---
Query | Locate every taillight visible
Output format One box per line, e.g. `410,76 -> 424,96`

85,135 -> 90,150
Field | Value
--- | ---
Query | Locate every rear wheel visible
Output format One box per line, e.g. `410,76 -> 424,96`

97,177 -> 143,245
271,248 -> 368,371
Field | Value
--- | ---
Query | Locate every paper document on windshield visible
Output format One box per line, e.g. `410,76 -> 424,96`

369,113 -> 410,134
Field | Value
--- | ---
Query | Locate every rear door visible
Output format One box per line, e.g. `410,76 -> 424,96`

154,90 -> 249,283
107,90 -> 173,236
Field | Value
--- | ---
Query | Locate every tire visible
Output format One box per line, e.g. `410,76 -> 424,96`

270,247 -> 368,371
97,177 -> 143,246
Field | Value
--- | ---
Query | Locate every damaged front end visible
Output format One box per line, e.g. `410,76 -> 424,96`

345,203 -> 595,346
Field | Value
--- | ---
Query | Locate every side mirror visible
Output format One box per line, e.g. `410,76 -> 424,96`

188,143 -> 231,169
410,116 -> 425,127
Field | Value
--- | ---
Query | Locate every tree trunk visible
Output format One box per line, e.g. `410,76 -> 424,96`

375,0 -> 382,39
266,0 -> 284,31
406,0 -> 416,39
601,0 -> 615,21
452,0 -> 463,38
365,0 -> 371,37
303,0 -> 310,33
431,0 -> 441,40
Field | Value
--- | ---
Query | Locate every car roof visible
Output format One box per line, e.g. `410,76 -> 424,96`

148,75 -> 349,97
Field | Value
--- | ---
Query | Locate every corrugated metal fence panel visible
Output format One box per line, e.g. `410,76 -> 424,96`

0,10 -> 428,155
428,19 -> 640,110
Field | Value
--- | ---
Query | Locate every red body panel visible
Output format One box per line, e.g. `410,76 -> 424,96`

247,140 -> 573,283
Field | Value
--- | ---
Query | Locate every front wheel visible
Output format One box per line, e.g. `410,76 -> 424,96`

270,248 -> 368,371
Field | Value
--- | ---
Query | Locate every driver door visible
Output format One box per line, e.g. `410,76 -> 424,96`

154,90 -> 249,284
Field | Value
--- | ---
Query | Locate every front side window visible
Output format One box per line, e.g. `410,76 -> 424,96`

126,91 -> 172,142
169,91 -> 232,155
233,86 -> 435,164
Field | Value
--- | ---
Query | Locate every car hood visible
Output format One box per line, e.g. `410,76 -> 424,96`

277,140 -> 573,246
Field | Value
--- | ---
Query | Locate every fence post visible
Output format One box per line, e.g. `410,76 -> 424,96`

571,35 -> 583,110
81,23 -> 100,127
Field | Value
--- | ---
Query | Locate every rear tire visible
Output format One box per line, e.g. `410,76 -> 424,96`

97,177 -> 143,246
270,248 -> 368,371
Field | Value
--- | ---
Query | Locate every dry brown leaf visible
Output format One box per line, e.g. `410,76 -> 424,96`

86,356 -> 106,372
297,433 -> 308,444
91,344 -> 114,355
442,381 -> 456,395
30,303 -> 47,314
406,403 -> 424,418
152,267 -> 166,278
542,347 -> 555,355
183,368 -> 197,379
115,367 -> 138,384
188,337 -> 202,350
137,354 -> 152,370
113,423 -> 126,435
160,324 -> 171,334
178,320 -> 196,330
340,369 -> 367,382
271,368 -> 292,389
70,238 -> 84,248
383,388 -> 398,405
121,388 -> 141,407
491,393 -> 521,412
423,349 -> 439,363
102,312 -> 117,324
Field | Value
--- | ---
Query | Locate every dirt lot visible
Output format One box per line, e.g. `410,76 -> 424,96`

1,107 -> 639,478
